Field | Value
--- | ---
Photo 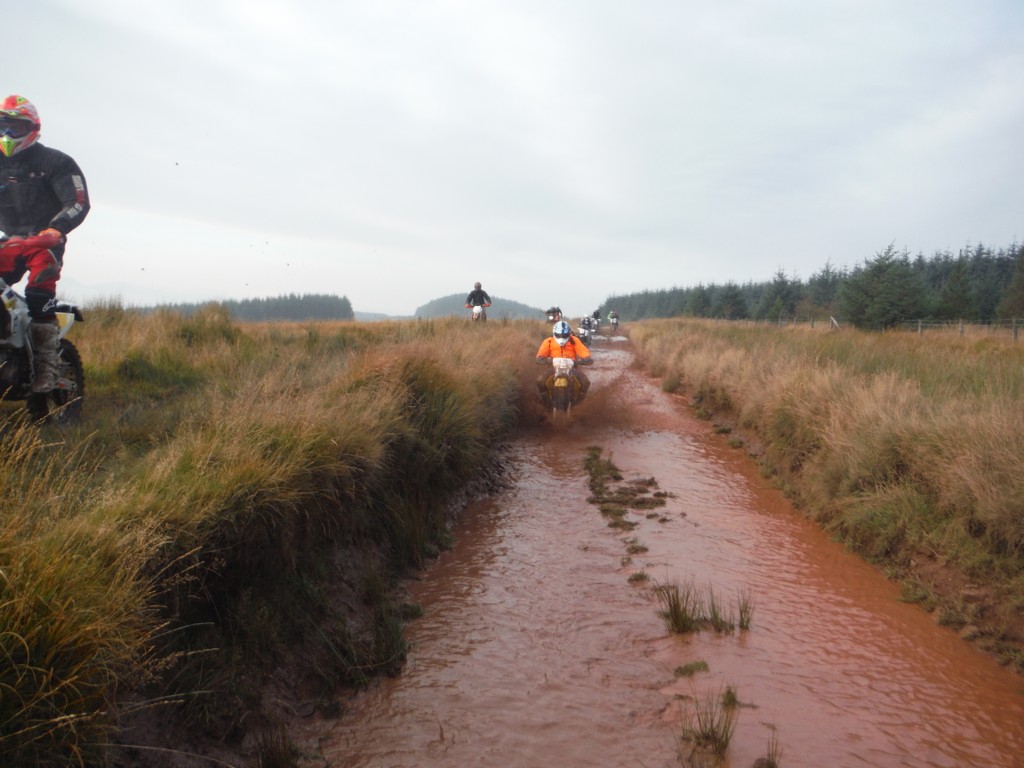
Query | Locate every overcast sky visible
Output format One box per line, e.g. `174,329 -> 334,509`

9,0 -> 1023,317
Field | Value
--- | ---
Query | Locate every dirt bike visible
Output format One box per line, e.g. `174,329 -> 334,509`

0,233 -> 85,424
576,321 -> 592,346
541,357 -> 582,419
609,316 -> 619,331
467,303 -> 489,321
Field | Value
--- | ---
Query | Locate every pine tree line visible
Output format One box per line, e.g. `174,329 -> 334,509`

599,242 -> 1024,330
152,293 -> 354,322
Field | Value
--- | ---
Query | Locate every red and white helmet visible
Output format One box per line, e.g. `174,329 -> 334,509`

0,95 -> 41,158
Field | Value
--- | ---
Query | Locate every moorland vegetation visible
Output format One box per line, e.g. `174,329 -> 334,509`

630,318 -> 1024,670
5,303 -> 1023,767
0,306 -> 538,767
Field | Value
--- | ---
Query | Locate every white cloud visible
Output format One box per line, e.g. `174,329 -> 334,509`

7,0 -> 1022,316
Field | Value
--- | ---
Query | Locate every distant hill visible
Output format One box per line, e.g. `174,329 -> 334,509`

415,293 -> 544,320
133,293 -> 543,323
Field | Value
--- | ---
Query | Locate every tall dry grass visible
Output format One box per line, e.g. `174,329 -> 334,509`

631,318 -> 1024,667
0,419 -> 163,767
0,305 -> 540,765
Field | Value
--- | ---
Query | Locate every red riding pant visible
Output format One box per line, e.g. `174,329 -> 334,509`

0,241 -> 63,320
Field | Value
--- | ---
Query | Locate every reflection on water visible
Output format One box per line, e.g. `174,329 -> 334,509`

296,345 -> 1024,768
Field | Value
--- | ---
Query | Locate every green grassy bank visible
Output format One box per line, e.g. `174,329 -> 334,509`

629,318 -> 1024,671
0,306 -> 539,767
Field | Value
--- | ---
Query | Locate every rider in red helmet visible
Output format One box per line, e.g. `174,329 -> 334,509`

0,95 -> 90,392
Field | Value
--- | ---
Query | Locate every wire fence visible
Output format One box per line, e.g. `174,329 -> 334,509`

891,319 -> 1022,340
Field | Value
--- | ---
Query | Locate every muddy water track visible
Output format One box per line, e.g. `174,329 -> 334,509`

295,338 -> 1024,768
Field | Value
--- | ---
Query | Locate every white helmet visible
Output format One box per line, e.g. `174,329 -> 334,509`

553,320 -> 572,347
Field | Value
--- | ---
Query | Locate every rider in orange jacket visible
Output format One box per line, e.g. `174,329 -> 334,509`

536,320 -> 592,400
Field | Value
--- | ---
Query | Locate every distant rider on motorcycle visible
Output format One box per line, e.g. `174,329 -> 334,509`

0,95 -> 90,393
465,282 -> 491,311
536,320 -> 593,401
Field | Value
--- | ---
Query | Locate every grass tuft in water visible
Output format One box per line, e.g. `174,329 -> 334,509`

680,685 -> 738,756
583,446 -> 675,521
721,685 -> 739,709
655,581 -> 704,634
705,584 -> 736,634
624,537 -> 648,555
654,579 -> 752,636
737,587 -> 755,630
757,727 -> 783,767
674,660 -> 709,677
583,446 -> 623,491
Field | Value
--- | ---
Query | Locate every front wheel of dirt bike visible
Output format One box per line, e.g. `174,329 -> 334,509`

550,406 -> 572,428
28,339 -> 85,425
549,383 -> 572,416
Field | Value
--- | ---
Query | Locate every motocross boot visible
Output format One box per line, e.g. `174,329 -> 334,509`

30,322 -> 60,393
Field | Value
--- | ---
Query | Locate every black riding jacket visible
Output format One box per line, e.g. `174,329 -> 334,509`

0,143 -> 90,237
466,289 -> 491,306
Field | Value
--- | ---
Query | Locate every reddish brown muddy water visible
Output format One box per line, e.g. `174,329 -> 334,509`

294,340 -> 1024,768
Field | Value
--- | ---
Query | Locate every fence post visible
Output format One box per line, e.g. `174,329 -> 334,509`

1014,318 -> 1019,342
918,319 -> 923,336
959,320 -> 964,336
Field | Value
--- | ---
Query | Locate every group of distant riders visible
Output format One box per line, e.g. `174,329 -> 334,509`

464,282 -> 621,409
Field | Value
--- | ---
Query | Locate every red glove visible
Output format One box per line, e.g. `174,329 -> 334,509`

30,228 -> 64,248
0,229 -> 62,254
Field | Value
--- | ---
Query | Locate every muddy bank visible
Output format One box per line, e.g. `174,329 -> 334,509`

108,449 -> 519,768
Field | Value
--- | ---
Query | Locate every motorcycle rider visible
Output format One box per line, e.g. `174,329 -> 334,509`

545,306 -> 563,323
465,281 -> 491,316
576,316 -> 593,343
0,95 -> 90,393
536,319 -> 593,401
